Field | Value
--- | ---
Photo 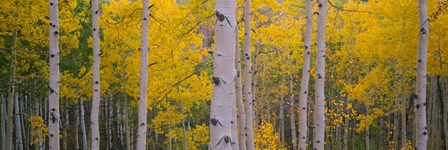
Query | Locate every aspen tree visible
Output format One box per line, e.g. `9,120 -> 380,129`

235,23 -> 247,150
6,29 -> 17,150
298,0 -> 313,149
243,0 -> 255,149
90,0 -> 101,149
210,0 -> 237,149
314,0 -> 327,149
288,54 -> 297,150
48,0 -> 60,149
137,0 -> 150,149
415,0 -> 429,149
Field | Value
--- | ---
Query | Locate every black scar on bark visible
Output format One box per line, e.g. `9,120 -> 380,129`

210,118 -> 222,126
212,76 -> 221,85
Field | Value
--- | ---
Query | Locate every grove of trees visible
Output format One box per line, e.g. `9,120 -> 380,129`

1,0 -> 448,150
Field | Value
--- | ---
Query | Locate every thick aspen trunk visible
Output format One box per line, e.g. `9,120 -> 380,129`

415,0 -> 429,149
210,0 -> 237,149
298,1 -> 313,149
288,56 -> 297,150
90,0 -> 101,149
313,0 -> 328,149
137,0 -> 150,149
48,0 -> 61,148
235,21 -> 246,150
80,100 -> 88,150
231,29 -> 239,150
243,0 -> 255,149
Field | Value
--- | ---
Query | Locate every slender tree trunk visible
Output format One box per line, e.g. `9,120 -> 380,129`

235,20 -> 246,150
443,76 -> 448,150
366,106 -> 370,150
80,100 -> 88,150
167,114 -> 172,150
137,0 -> 150,149
288,55 -> 297,150
75,106 -> 79,150
313,0 -> 328,149
63,99 -> 69,150
252,45 -> 260,131
6,27 -> 18,150
2,94 -> 6,150
379,117 -> 383,149
210,0 -> 237,149
415,0 -> 429,149
279,96 -> 285,148
90,0 -> 101,149
48,0 -> 61,148
393,82 -> 399,150
243,1 -> 255,149
342,67 -> 352,150
15,93 -> 23,150
298,1 -> 313,149
400,70 -> 407,149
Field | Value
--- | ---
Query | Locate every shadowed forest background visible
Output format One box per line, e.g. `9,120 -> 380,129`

1,0 -> 448,150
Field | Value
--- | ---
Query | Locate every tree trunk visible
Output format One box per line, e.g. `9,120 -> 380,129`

80,100 -> 88,150
242,0 -> 255,149
2,94 -> 6,150
443,76 -> 448,150
289,55 -> 297,150
48,0 -> 61,148
366,106 -> 370,150
400,70 -> 407,149
75,105 -> 79,150
15,93 -> 23,150
252,44 -> 259,131
235,19 -> 246,150
210,0 -> 237,149
63,99 -> 69,150
279,96 -> 285,148
313,0 -> 328,149
415,0 -> 429,149
90,0 -> 101,149
298,0 -> 313,149
137,0 -> 150,149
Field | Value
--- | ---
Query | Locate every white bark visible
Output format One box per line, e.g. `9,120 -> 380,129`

137,0 -> 149,149
235,23 -> 246,150
79,100 -> 88,150
243,0 -> 255,149
288,55 -> 297,150
313,0 -> 327,149
415,0 -> 429,149
90,0 -> 101,149
231,26 -> 239,150
48,0 -> 60,148
210,0 -> 237,149
298,0 -> 313,149
14,94 -> 23,150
